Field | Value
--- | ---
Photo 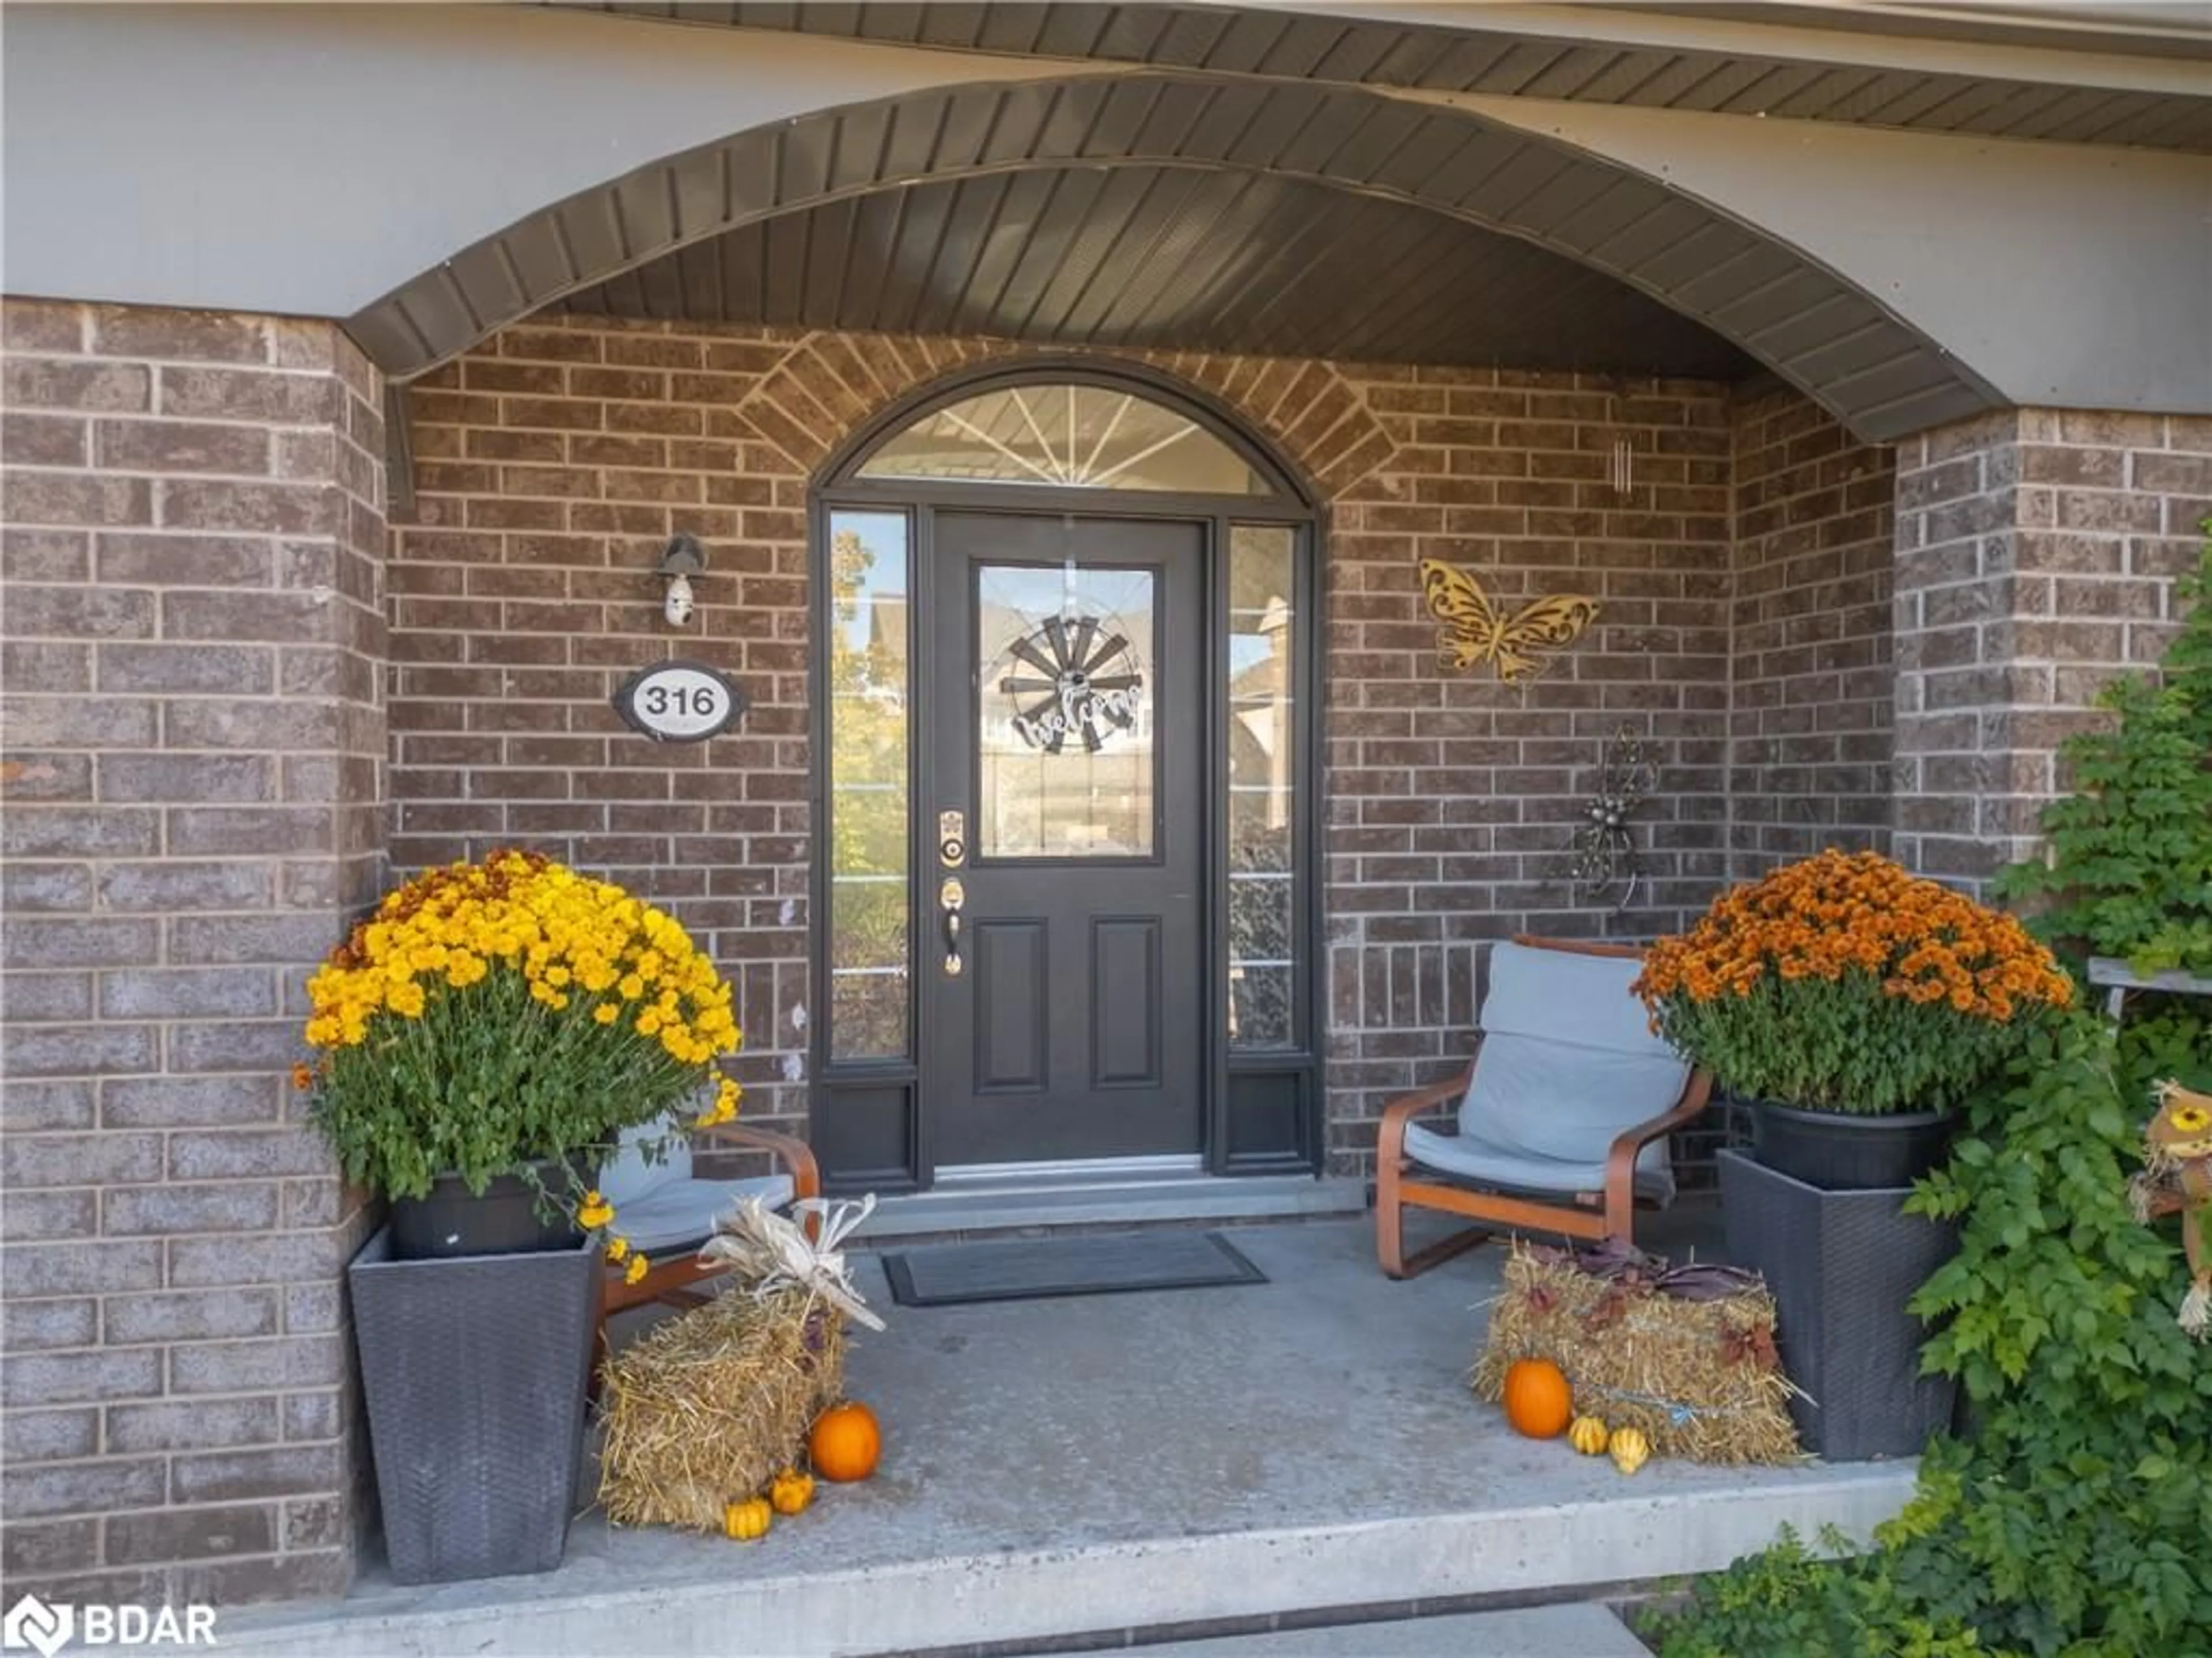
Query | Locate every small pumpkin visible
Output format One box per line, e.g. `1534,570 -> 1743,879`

1501,1357 -> 1574,1439
808,1400 -> 882,1482
722,1496 -> 773,1541
1609,1425 -> 1652,1475
769,1467 -> 815,1516
1567,1414 -> 1611,1456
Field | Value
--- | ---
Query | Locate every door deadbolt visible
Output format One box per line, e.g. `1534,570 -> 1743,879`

938,808 -> 966,868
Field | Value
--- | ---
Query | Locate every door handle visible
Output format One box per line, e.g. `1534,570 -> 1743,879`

940,878 -> 965,978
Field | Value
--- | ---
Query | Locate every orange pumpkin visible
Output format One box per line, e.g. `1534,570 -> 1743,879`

1501,1358 -> 1573,1439
808,1401 -> 881,1482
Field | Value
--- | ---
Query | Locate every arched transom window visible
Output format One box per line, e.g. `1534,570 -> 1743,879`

855,382 -> 1272,495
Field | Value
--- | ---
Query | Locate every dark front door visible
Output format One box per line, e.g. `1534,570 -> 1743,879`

925,512 -> 1205,1168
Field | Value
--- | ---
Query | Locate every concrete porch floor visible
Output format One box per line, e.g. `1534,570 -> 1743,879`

215,1204 -> 1916,1657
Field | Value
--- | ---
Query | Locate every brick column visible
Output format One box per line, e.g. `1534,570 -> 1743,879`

1892,408 -> 2211,887
2,302 -> 387,1604
1727,388 -> 1897,875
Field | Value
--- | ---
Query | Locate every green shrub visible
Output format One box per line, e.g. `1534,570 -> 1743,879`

1997,544 -> 2212,978
1645,535 -> 2212,1658
1645,1014 -> 2212,1657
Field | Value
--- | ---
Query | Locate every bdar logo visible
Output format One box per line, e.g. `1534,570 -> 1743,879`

2,1595 -> 73,1658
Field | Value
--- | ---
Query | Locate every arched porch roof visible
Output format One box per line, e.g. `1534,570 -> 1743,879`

354,75 -> 2000,442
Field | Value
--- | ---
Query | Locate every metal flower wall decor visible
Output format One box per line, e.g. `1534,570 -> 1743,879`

1568,724 -> 1658,913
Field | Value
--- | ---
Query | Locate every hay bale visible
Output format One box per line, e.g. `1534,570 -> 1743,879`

598,1286 -> 847,1530
1472,1239 -> 1802,1466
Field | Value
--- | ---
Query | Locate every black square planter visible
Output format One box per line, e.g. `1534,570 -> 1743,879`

1719,1148 -> 1959,1462
349,1225 -> 598,1584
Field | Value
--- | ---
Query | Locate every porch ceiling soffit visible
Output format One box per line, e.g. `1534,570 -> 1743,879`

558,2 -> 2212,151
1442,92 -> 2212,422
554,166 -> 1756,384
353,75 -> 1998,443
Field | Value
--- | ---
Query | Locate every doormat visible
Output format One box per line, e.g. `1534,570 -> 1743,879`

881,1231 -> 1267,1308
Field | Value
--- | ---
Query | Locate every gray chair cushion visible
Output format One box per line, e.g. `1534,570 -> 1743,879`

597,1118 -> 692,1208
1478,939 -> 1674,1057
1459,1031 -> 1690,1168
604,1174 -> 795,1253
1403,1120 -> 1675,1206
1403,941 -> 1692,1205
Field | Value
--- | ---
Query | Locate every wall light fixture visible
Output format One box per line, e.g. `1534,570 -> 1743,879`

658,532 -> 705,627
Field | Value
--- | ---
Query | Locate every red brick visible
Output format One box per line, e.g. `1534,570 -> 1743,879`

90,308 -> 268,365
3,413 -> 88,467
96,419 -> 270,474
5,358 -> 151,413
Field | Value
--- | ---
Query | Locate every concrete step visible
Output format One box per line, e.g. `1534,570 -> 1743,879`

204,1473 -> 1902,1657
1035,1603 -> 1652,1657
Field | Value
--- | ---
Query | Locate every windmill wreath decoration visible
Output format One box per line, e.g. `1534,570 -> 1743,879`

997,613 -> 1145,754
1568,724 -> 1657,913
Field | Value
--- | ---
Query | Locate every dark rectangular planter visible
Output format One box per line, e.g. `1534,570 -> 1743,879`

1718,1148 -> 1958,1463
349,1224 -> 598,1585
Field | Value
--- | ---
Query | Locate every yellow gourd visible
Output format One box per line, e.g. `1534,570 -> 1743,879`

1568,1415 -> 1611,1456
1609,1425 -> 1651,1475
722,1496 -> 773,1541
769,1467 -> 815,1516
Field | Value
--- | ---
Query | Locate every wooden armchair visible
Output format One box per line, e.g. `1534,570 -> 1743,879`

1376,936 -> 1712,1278
593,1118 -> 820,1359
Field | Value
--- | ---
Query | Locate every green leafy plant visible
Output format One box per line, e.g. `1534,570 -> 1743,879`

1644,1527 -> 1990,1658
1643,533 -> 2212,1658
300,849 -> 744,1203
1645,1011 -> 2212,1658
1633,850 -> 2073,1114
1998,541 -> 2212,977
1893,1013 -> 2211,1655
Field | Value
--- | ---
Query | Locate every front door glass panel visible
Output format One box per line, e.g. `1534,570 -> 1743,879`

825,510 -> 912,1062
976,562 -> 1158,860
1228,525 -> 1298,1050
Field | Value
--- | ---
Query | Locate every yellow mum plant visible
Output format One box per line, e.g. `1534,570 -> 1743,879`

300,849 -> 744,1247
1633,849 -> 2072,1116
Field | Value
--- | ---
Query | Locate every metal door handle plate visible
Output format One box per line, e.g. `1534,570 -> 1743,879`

940,877 -> 965,977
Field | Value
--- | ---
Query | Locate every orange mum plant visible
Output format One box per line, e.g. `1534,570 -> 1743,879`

1633,850 -> 2073,1116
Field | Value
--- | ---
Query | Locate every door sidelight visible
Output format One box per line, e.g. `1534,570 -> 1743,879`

940,877 -> 965,977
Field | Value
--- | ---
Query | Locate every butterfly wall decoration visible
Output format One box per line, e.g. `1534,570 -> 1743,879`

1417,559 -> 1600,684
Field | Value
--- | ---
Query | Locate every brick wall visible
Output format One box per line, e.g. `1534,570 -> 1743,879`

1892,409 -> 2212,885
13,295 -> 2202,1608
1,301 -> 385,1605
1316,366 -> 1736,1166
1728,388 -> 1897,873
395,317 -> 1742,1176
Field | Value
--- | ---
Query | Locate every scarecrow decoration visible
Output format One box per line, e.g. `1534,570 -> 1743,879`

2131,1079 -> 2212,1339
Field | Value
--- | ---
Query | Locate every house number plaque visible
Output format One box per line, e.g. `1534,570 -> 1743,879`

611,661 -> 748,742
